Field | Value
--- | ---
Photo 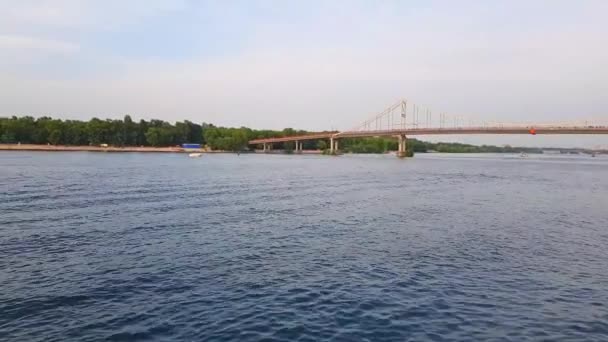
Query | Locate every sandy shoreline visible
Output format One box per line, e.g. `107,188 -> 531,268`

0,144 -> 197,153
0,144 -> 324,154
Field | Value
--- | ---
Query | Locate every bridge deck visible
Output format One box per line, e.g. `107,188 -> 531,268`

249,132 -> 336,144
248,127 -> 608,144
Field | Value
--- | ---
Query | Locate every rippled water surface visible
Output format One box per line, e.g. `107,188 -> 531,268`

1,152 -> 608,341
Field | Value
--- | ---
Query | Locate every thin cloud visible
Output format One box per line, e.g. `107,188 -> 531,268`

0,34 -> 79,54
1,0 -> 187,31
0,1 -> 606,148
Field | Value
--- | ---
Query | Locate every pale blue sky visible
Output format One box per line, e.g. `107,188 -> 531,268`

1,0 -> 607,147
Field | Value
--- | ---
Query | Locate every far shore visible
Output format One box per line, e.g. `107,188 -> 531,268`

1,144 -> 198,153
2,144 -> 601,156
0,143 -> 323,154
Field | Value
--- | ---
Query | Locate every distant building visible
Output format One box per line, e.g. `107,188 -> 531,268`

182,143 -> 201,149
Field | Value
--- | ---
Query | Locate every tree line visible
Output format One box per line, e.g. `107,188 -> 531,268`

335,138 -> 541,154
0,115 -> 204,147
0,115 -> 322,151
1,115 -> 539,154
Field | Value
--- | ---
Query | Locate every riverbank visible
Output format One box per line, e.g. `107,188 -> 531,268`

3,144 -> 600,157
0,144 -> 190,153
0,144 -> 329,154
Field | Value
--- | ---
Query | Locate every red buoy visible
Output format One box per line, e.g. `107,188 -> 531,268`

529,128 -> 537,135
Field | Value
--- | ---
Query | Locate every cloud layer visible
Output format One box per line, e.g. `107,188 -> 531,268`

1,1 -> 607,147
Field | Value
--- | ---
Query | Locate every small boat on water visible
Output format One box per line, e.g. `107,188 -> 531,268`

189,153 -> 202,158
519,152 -> 528,158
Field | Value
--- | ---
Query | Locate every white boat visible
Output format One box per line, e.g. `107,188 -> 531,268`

519,152 -> 528,158
188,153 -> 202,158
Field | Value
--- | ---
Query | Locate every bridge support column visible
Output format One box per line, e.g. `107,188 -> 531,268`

263,143 -> 267,152
329,138 -> 339,155
295,140 -> 301,153
397,135 -> 409,158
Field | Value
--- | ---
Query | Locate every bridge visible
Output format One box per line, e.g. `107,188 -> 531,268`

248,100 -> 608,157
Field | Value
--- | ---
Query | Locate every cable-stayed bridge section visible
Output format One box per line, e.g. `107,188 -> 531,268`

248,100 -> 608,157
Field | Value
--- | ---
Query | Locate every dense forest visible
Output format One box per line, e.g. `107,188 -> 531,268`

0,115 -> 325,151
0,115 -> 542,154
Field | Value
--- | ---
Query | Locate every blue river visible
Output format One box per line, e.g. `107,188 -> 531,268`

1,152 -> 607,341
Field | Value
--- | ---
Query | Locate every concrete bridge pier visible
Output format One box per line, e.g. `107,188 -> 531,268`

294,141 -> 303,153
397,135 -> 408,158
329,137 -> 339,154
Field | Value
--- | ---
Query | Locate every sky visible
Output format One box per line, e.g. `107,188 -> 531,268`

1,0 -> 607,147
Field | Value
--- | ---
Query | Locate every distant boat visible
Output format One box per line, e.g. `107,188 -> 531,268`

189,153 -> 202,158
519,152 -> 528,158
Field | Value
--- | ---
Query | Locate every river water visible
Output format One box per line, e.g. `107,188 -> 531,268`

1,152 -> 607,341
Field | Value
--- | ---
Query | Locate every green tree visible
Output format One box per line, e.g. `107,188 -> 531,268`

87,118 -> 108,145
230,128 -> 249,151
48,129 -> 62,145
137,119 -> 148,146
123,115 -> 137,145
145,127 -> 163,146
